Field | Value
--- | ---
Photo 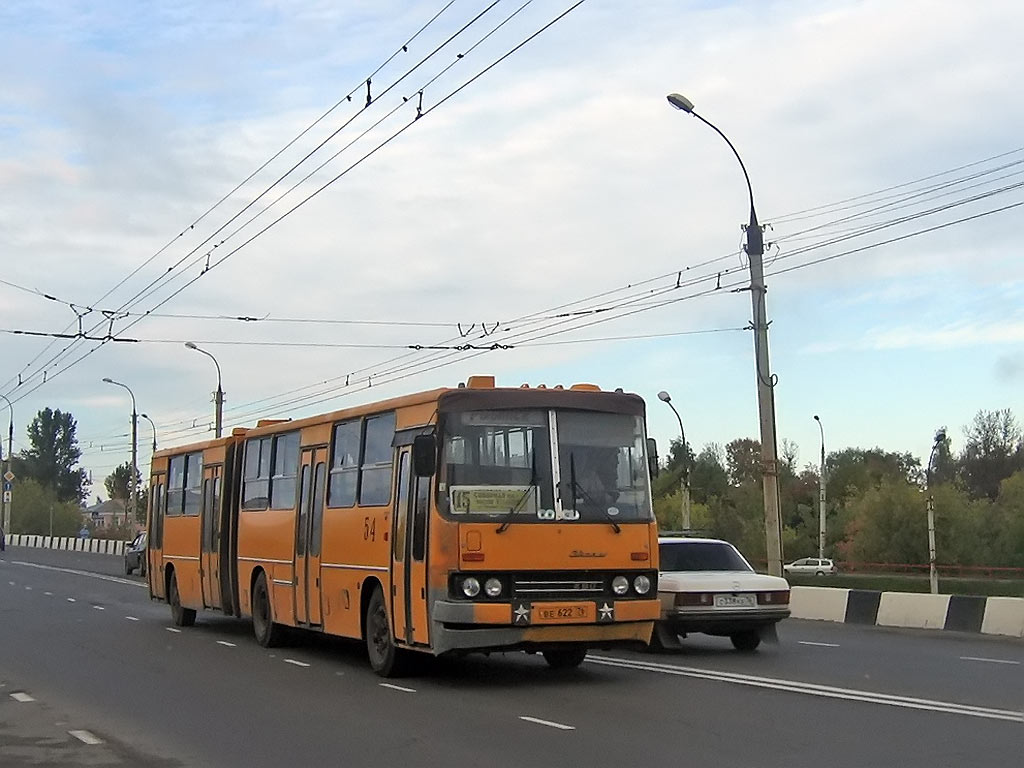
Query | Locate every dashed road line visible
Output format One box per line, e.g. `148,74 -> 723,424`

379,683 -> 416,693
166,627 -> 182,634
93,605 -> 105,611
10,692 -> 36,703
25,585 -> 32,590
66,597 -> 76,603
217,641 -> 237,647
960,656 -> 1020,666
44,591 -> 53,596
125,616 -> 139,621
799,641 -> 840,647
69,730 -> 104,745
519,715 -> 575,730
284,659 -> 310,668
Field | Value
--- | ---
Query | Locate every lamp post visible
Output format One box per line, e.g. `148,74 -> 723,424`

813,415 -> 826,560
185,342 -> 224,438
926,427 -> 946,595
103,378 -> 137,527
141,413 -> 158,454
0,394 -> 13,534
657,390 -> 691,531
667,92 -> 784,576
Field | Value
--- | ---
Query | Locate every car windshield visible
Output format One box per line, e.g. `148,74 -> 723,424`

659,542 -> 753,572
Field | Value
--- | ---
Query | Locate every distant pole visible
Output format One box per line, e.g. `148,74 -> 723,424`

667,93 -> 783,576
814,415 -> 826,560
0,395 -> 12,534
657,391 -> 691,530
185,342 -> 225,437
141,413 -> 158,453
103,378 -> 138,527
926,427 -> 946,595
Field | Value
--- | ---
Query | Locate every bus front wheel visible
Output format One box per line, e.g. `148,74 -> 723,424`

252,572 -> 285,647
542,647 -> 588,669
169,571 -> 196,627
365,587 -> 407,677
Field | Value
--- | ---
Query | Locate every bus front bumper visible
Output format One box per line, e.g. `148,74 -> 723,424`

430,598 -> 659,655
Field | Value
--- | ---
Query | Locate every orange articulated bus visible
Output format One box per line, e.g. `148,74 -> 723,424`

146,375 -> 661,676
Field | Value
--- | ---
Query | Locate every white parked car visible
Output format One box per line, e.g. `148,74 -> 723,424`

655,537 -> 790,652
783,557 -> 838,576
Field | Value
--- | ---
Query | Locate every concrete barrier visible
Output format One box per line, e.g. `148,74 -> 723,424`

981,597 -> 1024,638
877,592 -> 950,630
7,534 -> 126,557
790,586 -> 850,622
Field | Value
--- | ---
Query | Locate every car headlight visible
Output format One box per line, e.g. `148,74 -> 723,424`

484,577 -> 502,597
612,575 -> 629,595
633,575 -> 651,595
461,577 -> 481,598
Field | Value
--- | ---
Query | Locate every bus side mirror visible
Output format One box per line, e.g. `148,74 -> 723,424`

412,434 -> 437,477
646,438 -> 659,479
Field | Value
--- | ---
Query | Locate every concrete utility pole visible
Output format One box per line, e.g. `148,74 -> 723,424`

1,395 -> 13,534
658,391 -> 692,530
814,415 -> 827,560
926,427 -> 946,595
667,93 -> 784,576
103,378 -> 138,527
185,342 -> 225,437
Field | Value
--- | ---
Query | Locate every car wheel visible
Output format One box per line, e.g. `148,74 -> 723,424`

124,559 -> 133,576
365,586 -> 408,677
730,631 -> 761,652
542,647 -> 588,669
169,571 -> 196,627
252,572 -> 285,648
815,570 -> 824,576
140,559 -> 147,578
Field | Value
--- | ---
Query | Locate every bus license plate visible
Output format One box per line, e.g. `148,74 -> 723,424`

531,602 -> 595,624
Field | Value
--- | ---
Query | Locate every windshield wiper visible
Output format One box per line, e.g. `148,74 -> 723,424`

497,449 -> 537,534
569,452 -> 620,534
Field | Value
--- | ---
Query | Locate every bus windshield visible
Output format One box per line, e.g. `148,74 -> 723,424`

441,409 -> 652,523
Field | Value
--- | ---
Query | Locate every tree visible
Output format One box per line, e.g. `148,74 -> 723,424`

957,409 -> 1024,500
10,479 -> 83,536
825,447 -> 920,503
689,445 -> 729,505
725,438 -> 761,486
104,462 -> 141,503
13,408 -> 89,504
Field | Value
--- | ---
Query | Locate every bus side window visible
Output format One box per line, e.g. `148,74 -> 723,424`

412,476 -> 429,561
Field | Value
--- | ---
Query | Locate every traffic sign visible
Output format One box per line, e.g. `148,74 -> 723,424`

2,491 -> 10,503
2,481 -> 10,492
3,470 -> 13,482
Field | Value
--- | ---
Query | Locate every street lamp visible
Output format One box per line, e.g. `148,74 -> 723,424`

185,342 -> 224,438
926,427 -> 947,595
667,92 -> 783,576
0,394 -> 13,534
657,391 -> 691,531
813,415 -> 827,560
141,413 -> 158,454
103,377 -> 138,528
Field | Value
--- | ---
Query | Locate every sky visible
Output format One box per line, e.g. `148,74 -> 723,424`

1,0 -> 1022,501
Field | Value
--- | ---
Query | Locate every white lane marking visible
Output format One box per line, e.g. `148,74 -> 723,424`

10,692 -> 36,703
166,627 -> 182,633
125,616 -> 139,621
25,586 -> 32,590
69,729 -> 104,745
960,656 -> 1020,666
13,561 -> 144,588
67,597 -> 76,603
7,581 -> 14,586
587,656 -> 1024,723
217,641 -> 237,648
519,716 -> 575,730
93,605 -> 105,611
379,683 -> 416,693
799,641 -> 840,647
44,591 -> 53,596
284,659 -> 310,668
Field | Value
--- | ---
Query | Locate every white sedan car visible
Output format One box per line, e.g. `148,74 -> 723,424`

655,536 -> 790,651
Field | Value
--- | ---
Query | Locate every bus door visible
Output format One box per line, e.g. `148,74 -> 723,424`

391,450 -> 430,646
148,474 -> 165,598
200,465 -> 223,609
295,446 -> 327,626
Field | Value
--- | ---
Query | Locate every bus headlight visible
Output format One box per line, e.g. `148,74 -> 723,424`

612,576 -> 629,595
484,578 -> 503,597
461,577 -> 481,598
633,575 -> 652,595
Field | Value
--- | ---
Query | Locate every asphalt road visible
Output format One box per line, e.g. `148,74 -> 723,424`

1,546 -> 1021,767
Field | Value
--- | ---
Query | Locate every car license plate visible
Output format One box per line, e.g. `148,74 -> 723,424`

531,602 -> 595,624
713,594 -> 756,609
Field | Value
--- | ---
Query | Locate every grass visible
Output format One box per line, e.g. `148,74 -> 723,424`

786,572 -> 1024,598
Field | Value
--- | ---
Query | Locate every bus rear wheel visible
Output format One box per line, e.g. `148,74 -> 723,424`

365,587 -> 407,677
169,571 -> 196,627
252,572 -> 285,647
542,647 -> 588,669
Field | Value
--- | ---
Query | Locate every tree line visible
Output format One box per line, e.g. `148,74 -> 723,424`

652,408 -> 1024,568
